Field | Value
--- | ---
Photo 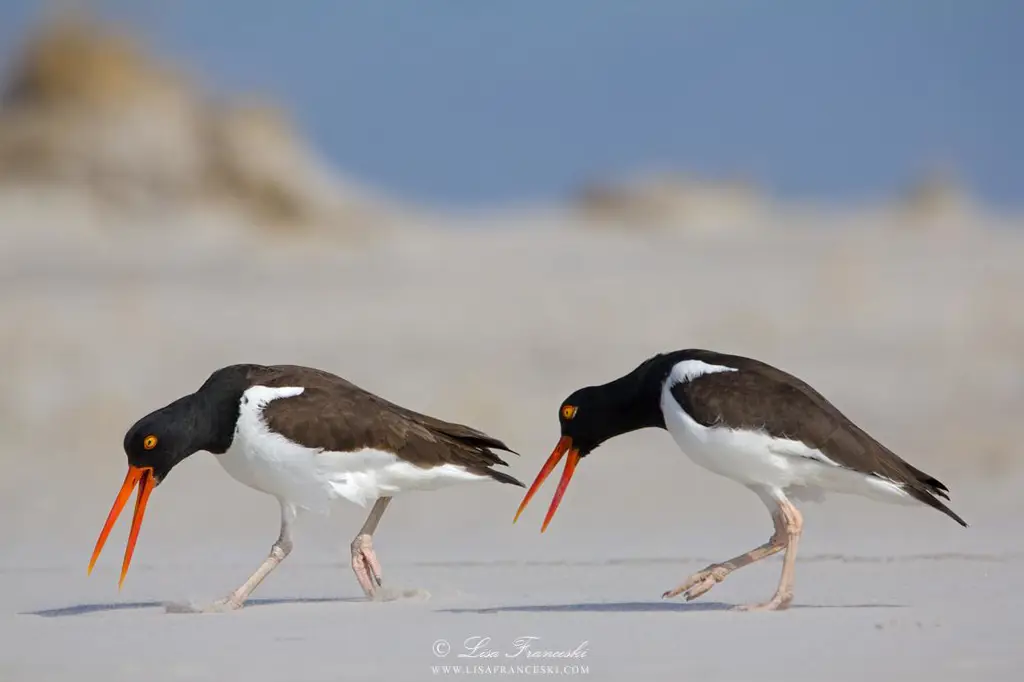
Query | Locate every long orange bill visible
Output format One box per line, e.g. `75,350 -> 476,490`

541,447 -> 580,533
513,436 -> 581,532
87,465 -> 156,589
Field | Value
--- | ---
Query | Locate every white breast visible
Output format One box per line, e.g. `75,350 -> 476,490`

216,385 -> 489,512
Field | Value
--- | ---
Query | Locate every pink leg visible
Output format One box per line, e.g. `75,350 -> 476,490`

734,496 -> 802,612
206,501 -> 296,612
662,504 -> 787,602
351,497 -> 391,599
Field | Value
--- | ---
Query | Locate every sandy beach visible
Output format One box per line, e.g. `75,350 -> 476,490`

2,203 -> 1023,680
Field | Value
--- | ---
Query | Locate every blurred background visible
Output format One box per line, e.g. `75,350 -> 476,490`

1,0 -> 1022,597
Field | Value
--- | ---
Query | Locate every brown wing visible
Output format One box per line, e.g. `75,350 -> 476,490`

670,357 -> 965,526
253,365 -> 523,487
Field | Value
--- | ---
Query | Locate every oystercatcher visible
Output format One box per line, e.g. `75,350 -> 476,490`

88,364 -> 523,609
514,349 -> 966,611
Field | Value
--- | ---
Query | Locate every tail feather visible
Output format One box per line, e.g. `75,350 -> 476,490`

486,469 -> 525,488
907,484 -> 967,527
428,421 -> 519,456
906,464 -> 951,499
883,455 -> 964,525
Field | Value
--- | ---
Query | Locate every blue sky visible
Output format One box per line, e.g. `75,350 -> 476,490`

2,1 -> 1020,208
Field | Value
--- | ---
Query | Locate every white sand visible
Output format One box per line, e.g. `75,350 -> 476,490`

2,201 -> 1023,680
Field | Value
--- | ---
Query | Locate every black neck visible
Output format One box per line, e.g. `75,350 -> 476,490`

600,349 -> 723,435
594,364 -> 668,433
187,390 -> 241,455
189,364 -> 257,454
569,354 -> 676,454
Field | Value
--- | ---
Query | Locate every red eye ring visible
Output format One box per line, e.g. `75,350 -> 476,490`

143,435 -> 158,450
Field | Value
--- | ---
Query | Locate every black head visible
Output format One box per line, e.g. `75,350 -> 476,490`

88,364 -> 259,588
514,353 -> 675,532
122,395 -> 208,484
554,382 -> 661,457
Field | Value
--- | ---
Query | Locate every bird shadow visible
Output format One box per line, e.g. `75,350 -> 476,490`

442,600 -> 907,614
26,597 -> 907,618
23,596 -> 361,618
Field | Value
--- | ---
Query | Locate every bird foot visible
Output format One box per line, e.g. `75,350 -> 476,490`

351,533 -> 383,599
732,593 -> 793,612
206,596 -> 246,612
165,596 -> 245,613
662,564 -> 731,601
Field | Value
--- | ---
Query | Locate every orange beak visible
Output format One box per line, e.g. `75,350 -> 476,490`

513,435 -> 581,532
87,465 -> 156,588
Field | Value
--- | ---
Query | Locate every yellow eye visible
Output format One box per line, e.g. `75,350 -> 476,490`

561,405 -> 577,420
143,435 -> 158,450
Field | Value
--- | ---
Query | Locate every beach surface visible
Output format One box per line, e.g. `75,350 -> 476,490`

2,207 -> 1023,681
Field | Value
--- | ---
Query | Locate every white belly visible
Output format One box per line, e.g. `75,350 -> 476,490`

659,382 -> 913,504
216,385 -> 489,512
660,391 -> 806,488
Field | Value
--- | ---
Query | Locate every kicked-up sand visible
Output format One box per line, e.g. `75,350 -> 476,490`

2,199 -> 1023,680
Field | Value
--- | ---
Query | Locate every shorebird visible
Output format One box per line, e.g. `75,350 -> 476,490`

88,363 -> 523,609
514,349 -> 966,611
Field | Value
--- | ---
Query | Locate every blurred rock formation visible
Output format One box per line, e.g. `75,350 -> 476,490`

0,14 -> 385,233
895,167 -> 976,231
575,171 -> 767,233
